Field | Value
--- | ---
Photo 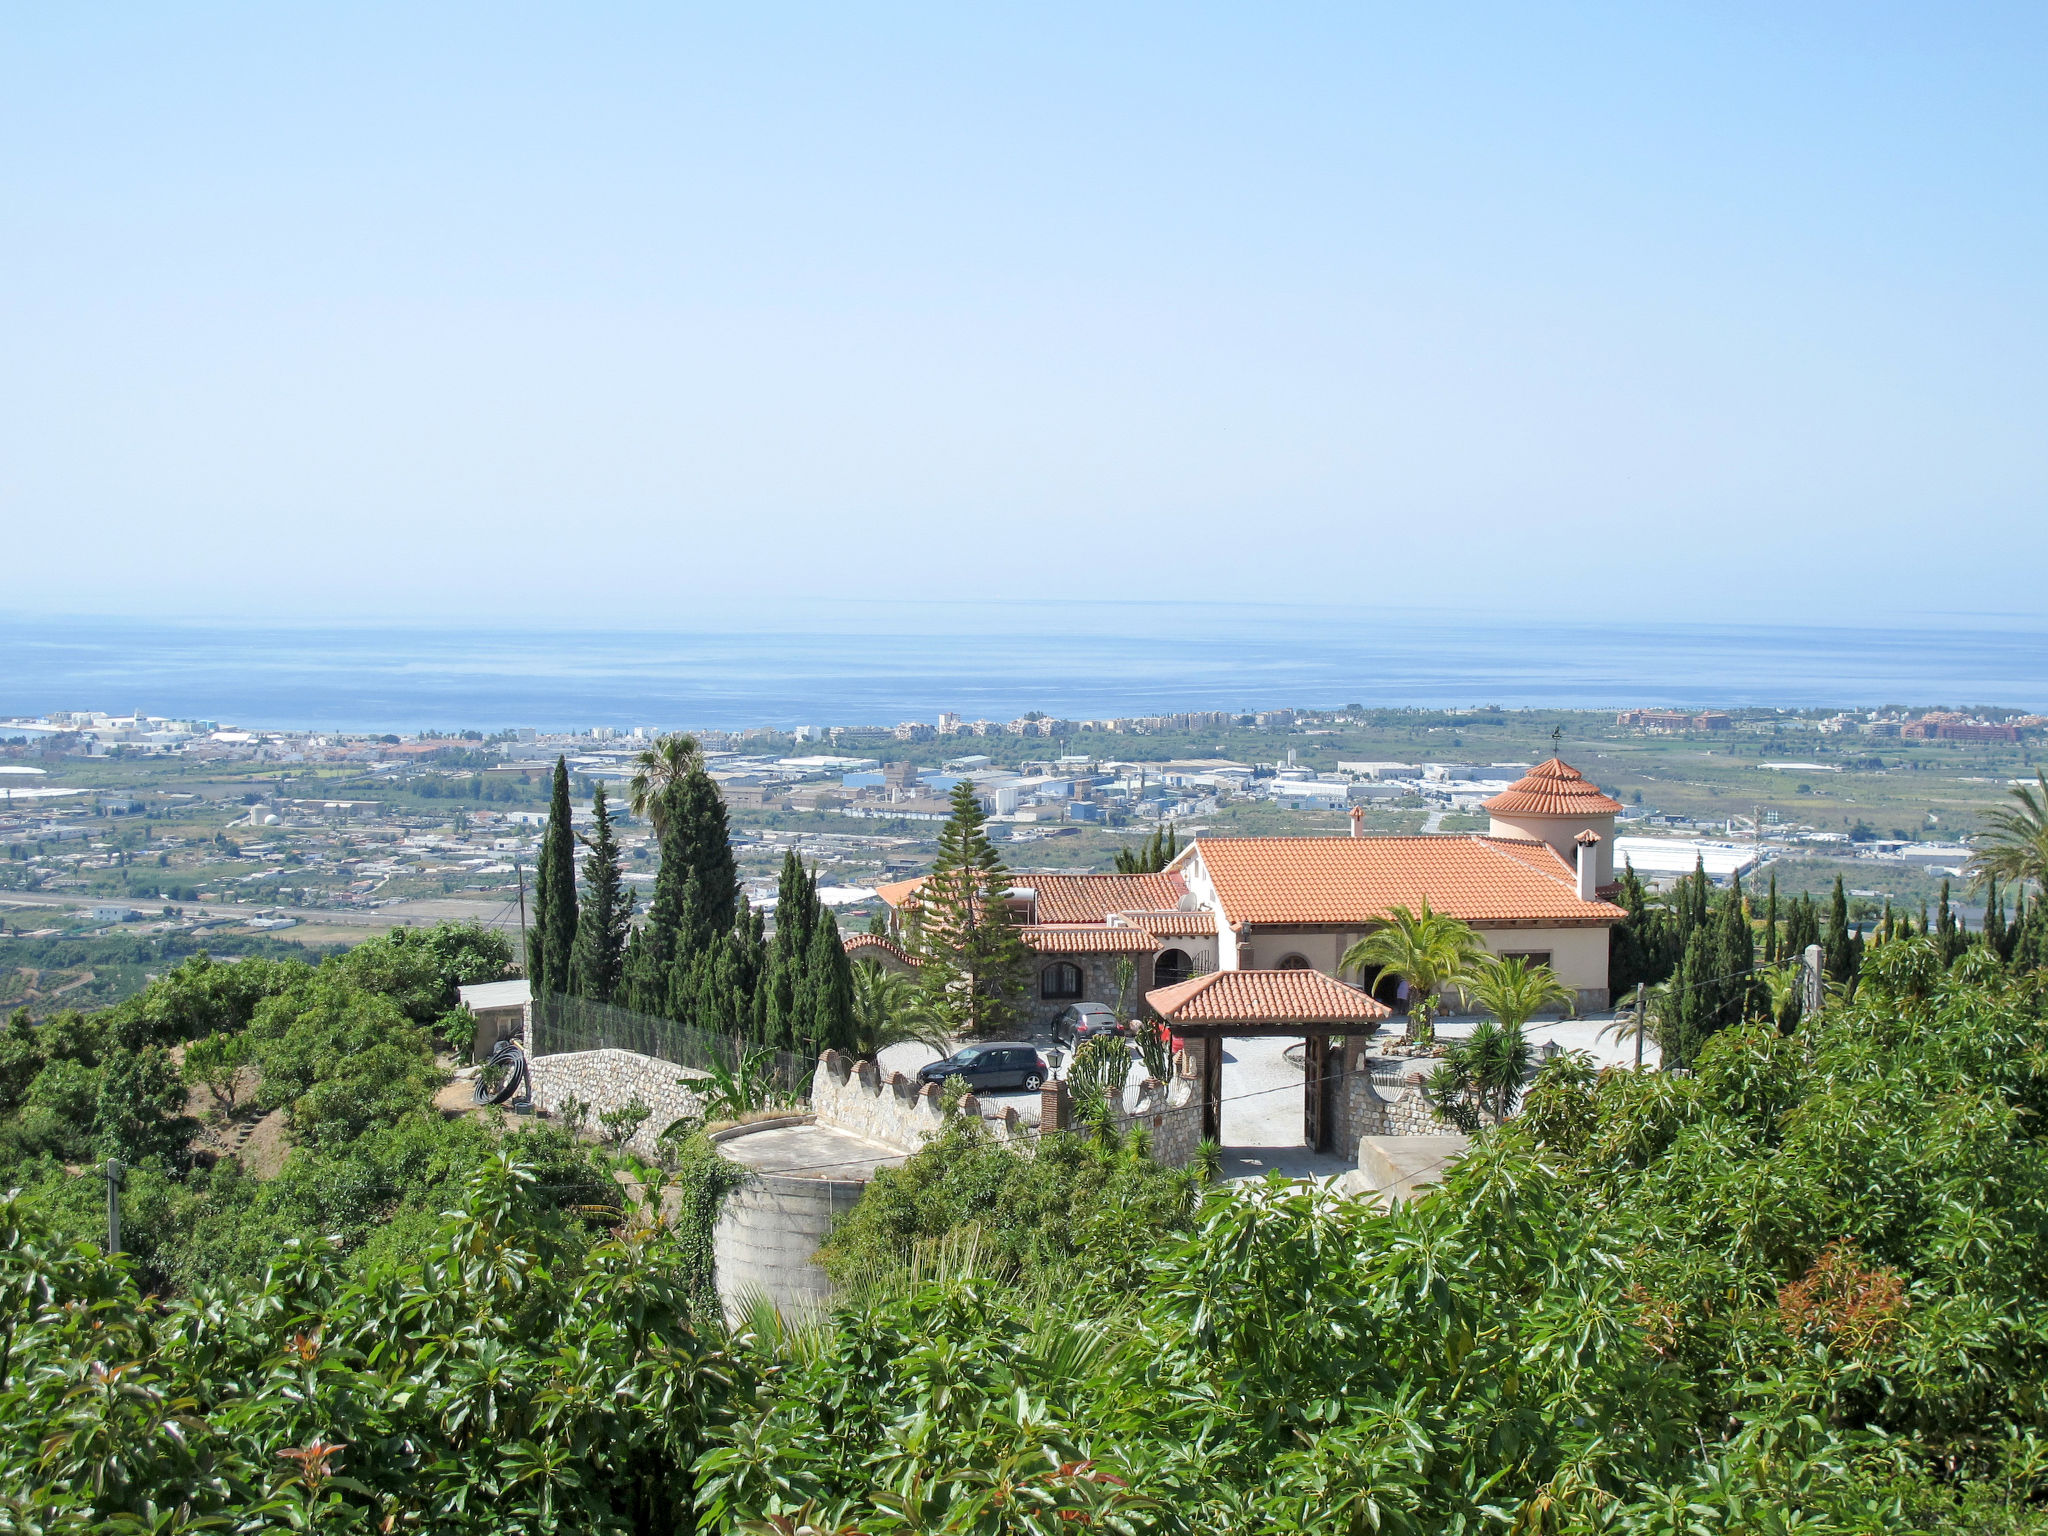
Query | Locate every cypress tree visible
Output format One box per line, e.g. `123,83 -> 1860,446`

1934,879 -> 1968,966
1783,892 -> 1820,962
1762,871 -> 1780,965
1823,876 -> 1857,985
568,784 -> 632,1003
762,852 -> 818,1051
673,766 -> 738,956
530,756 -> 579,996
914,779 -> 1030,1038
1719,872 -> 1756,1026
799,904 -> 857,1059
622,780 -> 691,1015
1984,877 -> 2009,960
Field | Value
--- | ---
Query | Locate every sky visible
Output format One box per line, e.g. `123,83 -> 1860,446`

3,4 -> 2044,628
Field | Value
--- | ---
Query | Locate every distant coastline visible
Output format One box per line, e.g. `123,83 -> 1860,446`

4,607 -> 2045,733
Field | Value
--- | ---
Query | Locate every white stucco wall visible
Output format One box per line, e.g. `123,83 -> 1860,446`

1486,812 -> 1616,886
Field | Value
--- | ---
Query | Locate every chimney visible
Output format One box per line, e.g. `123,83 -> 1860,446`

1575,830 -> 1600,901
1349,805 -> 1364,837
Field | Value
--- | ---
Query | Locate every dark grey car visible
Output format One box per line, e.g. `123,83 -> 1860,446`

917,1043 -> 1047,1093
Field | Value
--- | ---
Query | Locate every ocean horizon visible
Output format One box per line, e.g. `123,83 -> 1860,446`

4,605 -> 2045,734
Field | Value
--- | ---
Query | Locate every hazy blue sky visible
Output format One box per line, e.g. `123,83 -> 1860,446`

4,4 -> 2043,625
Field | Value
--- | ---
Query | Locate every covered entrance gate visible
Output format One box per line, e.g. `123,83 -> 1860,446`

1145,969 -> 1393,1153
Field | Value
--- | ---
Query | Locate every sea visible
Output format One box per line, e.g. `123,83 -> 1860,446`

3,604 -> 2045,734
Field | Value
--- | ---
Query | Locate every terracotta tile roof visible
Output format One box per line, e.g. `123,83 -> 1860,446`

843,933 -> 913,966
1031,872 -> 1188,924
1190,835 -> 1626,926
873,876 -> 928,910
1480,757 -> 1624,818
1146,969 -> 1393,1025
1021,925 -> 1159,955
1114,909 -> 1220,938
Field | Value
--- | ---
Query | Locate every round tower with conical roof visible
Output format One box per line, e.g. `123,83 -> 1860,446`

1481,758 -> 1622,890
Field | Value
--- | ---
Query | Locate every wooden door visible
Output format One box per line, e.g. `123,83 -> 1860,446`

1304,1033 -> 1333,1152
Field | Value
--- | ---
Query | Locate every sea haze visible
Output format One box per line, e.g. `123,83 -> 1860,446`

3,605 -> 2045,733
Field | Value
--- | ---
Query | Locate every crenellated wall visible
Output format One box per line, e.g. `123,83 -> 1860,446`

809,1050 -> 1027,1153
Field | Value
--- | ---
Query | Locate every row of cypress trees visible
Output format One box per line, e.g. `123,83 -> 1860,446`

1610,856 -> 2048,1070
524,753 -> 856,1058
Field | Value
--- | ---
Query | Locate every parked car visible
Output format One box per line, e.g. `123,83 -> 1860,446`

916,1043 -> 1047,1093
1051,1002 -> 1123,1047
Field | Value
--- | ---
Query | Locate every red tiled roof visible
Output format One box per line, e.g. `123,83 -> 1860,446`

1114,909 -> 1219,938
1146,969 -> 1393,1025
1188,835 -> 1625,926
1031,872 -> 1187,924
1480,757 -> 1623,818
843,933 -> 913,966
873,876 -> 928,910
1021,925 -> 1159,955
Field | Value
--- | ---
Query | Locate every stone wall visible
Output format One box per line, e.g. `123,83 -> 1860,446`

1115,1076 -> 1203,1167
1021,949 -> 1155,1034
1326,1041 -> 1491,1144
1038,1074 -> 1202,1168
526,1048 -> 710,1159
809,1050 -> 1027,1154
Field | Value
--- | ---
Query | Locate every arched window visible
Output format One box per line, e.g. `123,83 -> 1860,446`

1041,961 -> 1085,1000
1154,948 -> 1193,987
1275,953 -> 1313,971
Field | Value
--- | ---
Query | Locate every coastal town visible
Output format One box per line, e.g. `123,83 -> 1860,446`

1,701 -> 2032,989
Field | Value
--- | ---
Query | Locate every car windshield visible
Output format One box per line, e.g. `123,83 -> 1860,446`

953,1047 -> 986,1064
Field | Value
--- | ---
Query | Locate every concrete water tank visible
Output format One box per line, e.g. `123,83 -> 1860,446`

712,1117 -> 906,1319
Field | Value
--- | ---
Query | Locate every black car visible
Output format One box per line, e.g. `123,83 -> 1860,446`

916,1043 -> 1047,1093
1051,1002 -> 1122,1048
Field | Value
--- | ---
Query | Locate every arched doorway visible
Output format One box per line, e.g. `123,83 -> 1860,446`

1155,948 -> 1193,987
1353,963 -> 1404,1007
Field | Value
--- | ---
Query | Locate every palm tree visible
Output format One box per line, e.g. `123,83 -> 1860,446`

1340,902 -> 1487,1046
1461,954 -> 1575,1030
849,958 -> 954,1060
1969,770 -> 2048,893
1429,1020 -> 1529,1127
628,732 -> 701,838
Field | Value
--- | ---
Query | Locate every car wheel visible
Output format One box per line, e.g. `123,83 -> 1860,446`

1022,1071 -> 1044,1091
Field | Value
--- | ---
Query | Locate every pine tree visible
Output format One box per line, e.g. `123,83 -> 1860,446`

568,784 -> 632,1003
530,756 -> 579,995
915,779 -> 1030,1038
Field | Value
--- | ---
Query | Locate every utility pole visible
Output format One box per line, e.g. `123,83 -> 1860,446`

104,1158 -> 123,1253
1634,982 -> 1646,1072
1801,943 -> 1825,1016
514,859 -> 529,978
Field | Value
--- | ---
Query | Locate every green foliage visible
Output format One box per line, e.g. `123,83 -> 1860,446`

530,754 -> 579,995
569,782 -> 633,1003
598,1094 -> 652,1150
328,920 -> 514,1026
244,971 -> 444,1150
1340,900 -> 1485,1044
0,1156 -> 742,1532
183,1028 -> 250,1115
817,1115 -> 1198,1294
914,780 -> 1031,1038
1113,823 -> 1179,874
